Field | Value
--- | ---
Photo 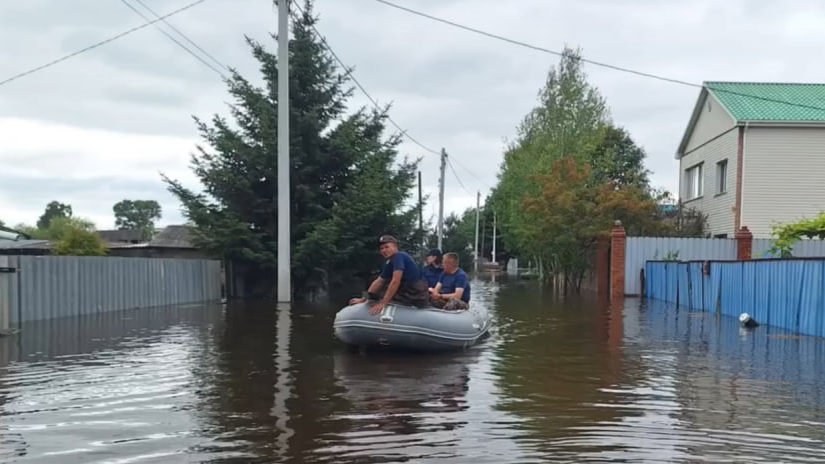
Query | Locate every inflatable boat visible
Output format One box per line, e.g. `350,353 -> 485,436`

332,301 -> 491,352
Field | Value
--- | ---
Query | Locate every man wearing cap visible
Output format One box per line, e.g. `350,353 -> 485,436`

430,252 -> 471,311
349,235 -> 430,315
421,248 -> 444,290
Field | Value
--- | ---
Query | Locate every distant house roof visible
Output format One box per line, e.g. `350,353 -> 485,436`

0,239 -> 52,250
98,229 -> 145,243
677,81 -> 825,158
148,225 -> 194,248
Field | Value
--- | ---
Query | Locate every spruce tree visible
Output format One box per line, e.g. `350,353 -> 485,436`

162,1 -> 422,298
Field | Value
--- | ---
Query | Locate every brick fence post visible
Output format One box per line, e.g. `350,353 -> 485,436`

610,220 -> 627,304
735,226 -> 753,260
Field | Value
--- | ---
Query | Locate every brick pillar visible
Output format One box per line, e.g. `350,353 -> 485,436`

596,236 -> 609,297
610,220 -> 626,304
735,226 -> 753,260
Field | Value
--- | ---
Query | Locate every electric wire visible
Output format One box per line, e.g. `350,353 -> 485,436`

446,157 -> 473,196
0,0 -> 209,88
119,0 -> 226,78
291,1 -> 484,196
131,0 -> 230,74
372,0 -> 825,114
289,1 -> 440,156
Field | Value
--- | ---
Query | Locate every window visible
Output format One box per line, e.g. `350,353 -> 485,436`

716,159 -> 728,194
684,163 -> 703,200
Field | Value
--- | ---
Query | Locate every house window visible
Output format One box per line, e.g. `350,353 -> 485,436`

716,159 -> 728,194
684,163 -> 703,200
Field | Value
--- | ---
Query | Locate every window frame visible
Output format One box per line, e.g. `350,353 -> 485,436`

684,162 -> 704,200
716,159 -> 728,194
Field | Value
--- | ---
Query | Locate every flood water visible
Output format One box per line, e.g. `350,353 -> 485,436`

2,277 -> 825,463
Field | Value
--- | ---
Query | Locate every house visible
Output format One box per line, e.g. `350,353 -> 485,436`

97,229 -> 146,244
676,81 -> 825,238
106,225 -> 209,260
0,225 -> 209,259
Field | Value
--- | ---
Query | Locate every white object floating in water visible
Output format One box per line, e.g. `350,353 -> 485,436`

739,312 -> 758,328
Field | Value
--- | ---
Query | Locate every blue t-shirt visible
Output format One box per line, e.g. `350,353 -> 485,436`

422,264 -> 443,288
379,251 -> 422,285
438,269 -> 471,303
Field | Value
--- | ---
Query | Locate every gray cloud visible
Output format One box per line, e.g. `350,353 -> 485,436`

2,0 -> 825,229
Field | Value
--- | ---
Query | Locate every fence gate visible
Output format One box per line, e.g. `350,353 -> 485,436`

0,255 -> 18,333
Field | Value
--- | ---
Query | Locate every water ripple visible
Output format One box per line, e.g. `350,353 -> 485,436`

2,286 -> 825,462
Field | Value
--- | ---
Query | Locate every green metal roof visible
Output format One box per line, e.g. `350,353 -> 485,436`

706,81 -> 825,121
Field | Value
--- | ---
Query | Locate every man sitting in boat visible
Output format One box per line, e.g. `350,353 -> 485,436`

348,235 -> 431,315
429,252 -> 471,310
421,248 -> 444,290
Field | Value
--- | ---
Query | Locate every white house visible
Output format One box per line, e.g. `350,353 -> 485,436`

676,81 -> 825,238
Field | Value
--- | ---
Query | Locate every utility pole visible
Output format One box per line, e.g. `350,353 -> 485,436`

473,191 -> 480,272
276,0 -> 291,303
492,210 -> 497,265
418,171 -> 423,252
481,213 -> 486,261
437,148 -> 447,250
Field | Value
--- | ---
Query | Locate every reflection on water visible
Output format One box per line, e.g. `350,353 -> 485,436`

1,278 -> 825,462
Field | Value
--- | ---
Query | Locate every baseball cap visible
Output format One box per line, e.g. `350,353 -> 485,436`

378,235 -> 398,244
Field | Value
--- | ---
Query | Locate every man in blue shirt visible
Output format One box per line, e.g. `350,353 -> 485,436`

430,252 -> 471,310
421,248 -> 444,289
349,235 -> 430,314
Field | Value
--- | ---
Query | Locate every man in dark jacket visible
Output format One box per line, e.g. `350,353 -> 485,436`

349,235 -> 431,314
421,248 -> 444,289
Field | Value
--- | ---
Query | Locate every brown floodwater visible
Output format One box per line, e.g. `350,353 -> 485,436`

2,276 -> 825,463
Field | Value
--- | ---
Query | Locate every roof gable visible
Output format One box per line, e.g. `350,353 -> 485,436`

706,81 -> 825,121
676,81 -> 825,158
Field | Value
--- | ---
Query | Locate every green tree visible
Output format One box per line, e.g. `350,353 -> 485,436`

767,211 -> 825,257
589,124 -> 651,190
522,156 -> 666,292
113,199 -> 162,240
36,201 -> 72,229
161,1 -> 422,299
494,46 -> 610,262
53,227 -> 108,256
491,46 -> 707,287
426,209 -> 477,266
14,216 -> 107,255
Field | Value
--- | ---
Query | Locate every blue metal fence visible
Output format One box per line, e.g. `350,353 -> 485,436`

645,259 -> 825,337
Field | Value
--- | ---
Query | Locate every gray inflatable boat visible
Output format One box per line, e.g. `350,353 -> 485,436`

333,301 -> 491,352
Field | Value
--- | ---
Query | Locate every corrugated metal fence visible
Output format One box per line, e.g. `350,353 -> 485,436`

645,259 -> 825,338
625,237 -> 737,295
752,238 -> 825,258
625,237 -> 825,296
0,255 -> 222,327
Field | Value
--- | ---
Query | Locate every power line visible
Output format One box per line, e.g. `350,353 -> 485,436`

446,156 -> 472,196
131,0 -> 230,74
450,156 -> 492,191
0,0 -> 209,88
289,1 -> 440,156
119,0 -> 226,78
291,2 -> 481,198
371,0 -> 825,114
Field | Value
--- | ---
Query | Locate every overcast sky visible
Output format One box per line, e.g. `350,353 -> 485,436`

1,0 -> 821,230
